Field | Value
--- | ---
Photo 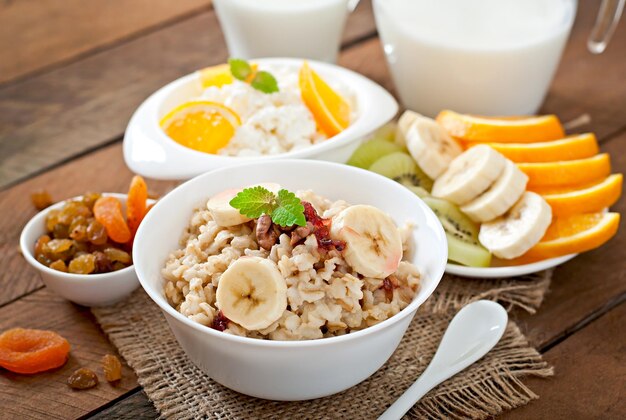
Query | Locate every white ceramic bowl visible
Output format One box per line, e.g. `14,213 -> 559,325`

133,160 -> 447,401
123,58 -> 398,180
20,193 -> 142,307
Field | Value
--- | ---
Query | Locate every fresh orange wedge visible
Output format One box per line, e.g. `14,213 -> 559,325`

436,110 -> 565,143
299,61 -> 351,137
541,174 -> 622,217
519,154 -> 611,188
198,64 -> 234,88
478,133 -> 599,163
160,101 -> 241,154
511,212 -> 620,263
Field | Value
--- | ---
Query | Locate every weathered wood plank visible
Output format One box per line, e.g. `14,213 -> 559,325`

87,389 -> 157,420
503,302 -> 626,419
0,1 -> 376,189
0,0 -> 211,84
0,288 -> 138,420
0,144 -> 179,306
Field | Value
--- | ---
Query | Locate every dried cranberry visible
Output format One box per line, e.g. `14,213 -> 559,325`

301,201 -> 346,252
382,276 -> 399,301
212,311 -> 230,331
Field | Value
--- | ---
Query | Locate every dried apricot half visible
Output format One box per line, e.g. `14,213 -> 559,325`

93,196 -> 132,243
127,175 -> 148,237
0,328 -> 70,374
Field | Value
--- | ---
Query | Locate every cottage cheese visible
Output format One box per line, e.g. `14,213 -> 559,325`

198,65 -> 354,156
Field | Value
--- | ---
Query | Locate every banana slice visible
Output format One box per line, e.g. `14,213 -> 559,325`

395,110 -> 421,148
479,192 -> 552,259
432,144 -> 506,205
406,116 -> 463,179
461,160 -> 528,223
330,205 -> 403,278
216,256 -> 287,330
207,183 -> 281,227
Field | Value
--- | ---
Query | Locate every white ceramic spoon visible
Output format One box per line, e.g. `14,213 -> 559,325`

379,300 -> 508,420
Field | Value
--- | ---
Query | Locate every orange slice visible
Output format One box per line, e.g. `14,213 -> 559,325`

541,174 -> 622,217
511,212 -> 620,263
478,133 -> 599,163
518,154 -> 611,188
436,110 -> 565,143
160,101 -> 241,154
198,64 -> 233,88
299,61 -> 351,137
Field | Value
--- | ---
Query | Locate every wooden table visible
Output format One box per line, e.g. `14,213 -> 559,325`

1,1 -> 624,418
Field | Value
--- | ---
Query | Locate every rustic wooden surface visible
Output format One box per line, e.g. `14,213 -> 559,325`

0,0 -> 624,418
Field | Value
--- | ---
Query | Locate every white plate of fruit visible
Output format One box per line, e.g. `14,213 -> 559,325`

346,110 -> 622,278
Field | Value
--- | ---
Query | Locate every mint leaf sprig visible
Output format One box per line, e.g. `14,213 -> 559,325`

229,186 -> 305,227
228,58 -> 279,94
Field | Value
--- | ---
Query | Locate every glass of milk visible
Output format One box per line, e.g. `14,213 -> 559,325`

373,0 -> 623,116
213,0 -> 360,63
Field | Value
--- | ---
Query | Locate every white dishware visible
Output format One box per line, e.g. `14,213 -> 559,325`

123,58 -> 397,181
20,193 -> 145,307
213,0 -> 360,63
379,300 -> 508,419
132,159 -> 448,401
446,254 -> 576,279
373,0 -> 623,116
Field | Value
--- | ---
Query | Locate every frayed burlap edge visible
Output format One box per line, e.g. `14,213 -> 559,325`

423,270 -> 552,316
92,270 -> 553,419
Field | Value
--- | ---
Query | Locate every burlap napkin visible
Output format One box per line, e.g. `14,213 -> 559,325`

92,272 -> 553,419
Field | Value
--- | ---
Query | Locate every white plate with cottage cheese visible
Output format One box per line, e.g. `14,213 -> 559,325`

123,58 -> 398,180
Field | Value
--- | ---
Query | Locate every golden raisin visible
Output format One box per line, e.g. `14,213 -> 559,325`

103,248 -> 131,264
87,220 -> 108,245
68,254 -> 96,274
49,260 -> 68,272
112,261 -> 127,271
31,190 -> 54,211
58,201 -> 92,226
45,209 -> 61,232
52,223 -> 70,239
34,235 -> 51,257
67,368 -> 98,390
45,239 -> 74,261
101,354 -> 122,383
81,192 -> 101,211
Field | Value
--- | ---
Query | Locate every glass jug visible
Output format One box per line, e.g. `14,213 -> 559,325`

374,0 -> 624,116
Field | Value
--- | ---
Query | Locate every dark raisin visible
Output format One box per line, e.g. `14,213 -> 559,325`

93,251 -> 112,273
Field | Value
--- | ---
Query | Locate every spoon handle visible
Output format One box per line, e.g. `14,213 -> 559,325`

378,368 -> 444,420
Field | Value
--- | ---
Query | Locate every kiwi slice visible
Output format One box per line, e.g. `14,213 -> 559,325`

347,139 -> 402,169
445,233 -> 492,268
372,122 -> 398,142
423,197 -> 492,267
403,183 -> 430,199
369,152 -> 434,192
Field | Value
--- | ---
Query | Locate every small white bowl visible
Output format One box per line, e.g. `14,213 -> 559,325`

133,160 -> 447,401
123,58 -> 398,180
20,193 -> 142,307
